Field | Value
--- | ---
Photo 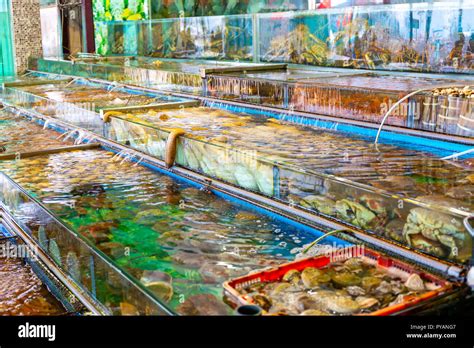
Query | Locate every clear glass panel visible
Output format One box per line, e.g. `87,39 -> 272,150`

0,148 -> 344,315
0,107 -> 76,154
2,86 -> 105,134
258,2 -> 474,74
103,106 -> 474,264
96,20 -> 149,56
31,57 -> 277,94
33,57 -> 205,93
89,2 -> 474,74
0,172 -> 171,315
0,0 -> 15,77
1,80 -> 188,133
94,14 -> 254,60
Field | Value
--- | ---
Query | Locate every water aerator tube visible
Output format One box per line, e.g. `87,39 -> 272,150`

442,148 -> 474,161
374,84 -> 473,145
102,111 -> 124,123
165,129 -> 186,168
302,229 -> 349,255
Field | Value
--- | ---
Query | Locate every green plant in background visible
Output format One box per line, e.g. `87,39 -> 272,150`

95,0 -> 306,21
93,0 -> 148,21
93,0 -> 149,55
92,0 -> 106,21
95,22 -> 109,55
176,0 -> 196,17
110,0 -> 125,20
224,0 -> 238,15
150,0 -> 303,18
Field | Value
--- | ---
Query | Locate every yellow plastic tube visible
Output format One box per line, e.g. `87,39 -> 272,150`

164,128 -> 186,168
102,111 -> 124,123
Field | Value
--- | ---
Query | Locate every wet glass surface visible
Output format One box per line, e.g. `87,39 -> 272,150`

107,107 -> 474,263
111,106 -> 473,202
0,149 -> 324,315
0,109 -> 75,154
15,82 -> 172,110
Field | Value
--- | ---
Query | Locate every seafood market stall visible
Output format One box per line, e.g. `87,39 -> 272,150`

29,58 -> 474,139
0,72 -> 472,316
27,1 -> 474,143
1,0 -> 474,320
0,106 -> 470,316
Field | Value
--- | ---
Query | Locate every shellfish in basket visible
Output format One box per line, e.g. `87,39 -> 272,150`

231,256 -> 445,316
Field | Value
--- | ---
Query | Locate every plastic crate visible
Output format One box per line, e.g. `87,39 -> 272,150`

223,246 -> 454,316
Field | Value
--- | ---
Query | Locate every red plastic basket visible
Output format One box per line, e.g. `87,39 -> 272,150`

223,246 -> 453,316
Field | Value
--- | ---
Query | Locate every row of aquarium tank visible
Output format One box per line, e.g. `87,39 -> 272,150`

32,53 -> 474,138
0,46 -> 473,316
92,1 -> 474,74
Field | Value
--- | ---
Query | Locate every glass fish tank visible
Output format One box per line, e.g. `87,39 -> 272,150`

0,172 -> 172,315
258,2 -> 474,74
1,79 -> 187,133
0,148 -> 345,315
123,57 -> 284,94
207,67 -> 343,105
13,82 -> 170,110
96,14 -> 254,61
287,73 -> 461,127
32,57 -> 287,95
30,57 -> 123,81
87,2 -> 474,74
33,57 -> 206,94
0,109 -> 75,155
0,147 -> 459,316
104,105 -> 474,264
207,70 -> 471,136
0,72 -> 68,86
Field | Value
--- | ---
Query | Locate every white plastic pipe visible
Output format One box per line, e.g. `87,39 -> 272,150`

374,84 -> 473,144
442,148 -> 474,160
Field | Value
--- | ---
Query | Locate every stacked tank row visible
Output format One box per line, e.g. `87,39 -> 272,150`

31,57 -> 474,139
3,75 -> 473,263
0,106 -> 464,316
0,67 -> 472,315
